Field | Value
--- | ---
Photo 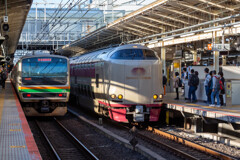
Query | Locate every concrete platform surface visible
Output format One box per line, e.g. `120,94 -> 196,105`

164,93 -> 240,124
0,80 -> 42,160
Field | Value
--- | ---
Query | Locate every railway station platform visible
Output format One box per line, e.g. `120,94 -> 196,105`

0,80 -> 41,160
163,93 -> 240,124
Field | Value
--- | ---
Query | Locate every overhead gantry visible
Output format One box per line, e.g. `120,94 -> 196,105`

58,0 -> 240,72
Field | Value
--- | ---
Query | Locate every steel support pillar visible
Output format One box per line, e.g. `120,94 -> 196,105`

193,50 -> 197,65
222,55 -> 227,66
213,51 -> 219,73
161,47 -> 166,74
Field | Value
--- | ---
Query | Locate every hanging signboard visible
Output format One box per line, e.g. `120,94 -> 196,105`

212,44 -> 230,51
174,50 -> 182,59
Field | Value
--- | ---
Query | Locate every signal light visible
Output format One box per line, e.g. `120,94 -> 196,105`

58,94 -> 63,97
27,94 -> 31,97
2,23 -> 9,32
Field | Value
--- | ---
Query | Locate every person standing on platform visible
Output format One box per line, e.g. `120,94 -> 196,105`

210,70 -> 221,107
1,68 -> 7,89
182,68 -> 188,97
188,69 -> 198,103
0,67 -> 2,89
162,70 -> 167,95
173,72 -> 180,100
204,68 -> 211,104
192,71 -> 199,102
218,71 -> 225,106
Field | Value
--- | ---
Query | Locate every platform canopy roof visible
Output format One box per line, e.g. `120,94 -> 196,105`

0,0 -> 32,57
58,0 -> 240,56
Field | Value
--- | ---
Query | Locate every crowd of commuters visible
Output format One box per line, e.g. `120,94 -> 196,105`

0,67 -> 7,89
172,67 -> 225,107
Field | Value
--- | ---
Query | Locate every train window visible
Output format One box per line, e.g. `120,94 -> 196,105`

22,57 -> 68,85
110,49 -> 158,60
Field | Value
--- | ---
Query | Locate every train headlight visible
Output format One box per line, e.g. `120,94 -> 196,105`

153,94 -> 158,99
111,94 -> 116,99
159,94 -> 163,99
118,94 -> 123,99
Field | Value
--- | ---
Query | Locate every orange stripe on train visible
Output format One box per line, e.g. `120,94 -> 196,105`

19,86 -> 70,90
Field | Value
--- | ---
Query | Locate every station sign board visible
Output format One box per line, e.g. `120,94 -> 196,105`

3,16 -> 8,23
174,50 -> 182,59
212,44 -> 230,51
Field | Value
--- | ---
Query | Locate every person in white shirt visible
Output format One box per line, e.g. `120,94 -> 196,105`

204,68 -> 211,104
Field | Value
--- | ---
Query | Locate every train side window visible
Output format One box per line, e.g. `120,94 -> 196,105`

96,74 -> 99,88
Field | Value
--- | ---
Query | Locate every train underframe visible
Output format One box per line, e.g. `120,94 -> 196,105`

98,102 -> 162,123
21,101 -> 67,116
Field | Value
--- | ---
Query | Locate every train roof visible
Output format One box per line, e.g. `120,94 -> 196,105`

19,54 -> 68,60
70,44 -> 151,64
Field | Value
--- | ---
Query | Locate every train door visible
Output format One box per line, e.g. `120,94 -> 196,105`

95,62 -> 105,99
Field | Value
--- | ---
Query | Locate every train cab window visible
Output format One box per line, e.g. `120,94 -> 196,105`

110,49 -> 158,60
22,57 -> 68,85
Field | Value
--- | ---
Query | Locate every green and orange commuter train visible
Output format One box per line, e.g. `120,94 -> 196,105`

11,55 -> 70,116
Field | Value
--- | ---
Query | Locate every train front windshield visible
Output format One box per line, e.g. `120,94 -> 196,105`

110,49 -> 158,60
22,57 -> 68,85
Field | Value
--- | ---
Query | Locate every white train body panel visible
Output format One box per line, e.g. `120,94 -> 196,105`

70,44 -> 163,123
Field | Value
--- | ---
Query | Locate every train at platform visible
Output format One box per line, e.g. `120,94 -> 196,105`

11,55 -> 70,116
70,44 -> 163,123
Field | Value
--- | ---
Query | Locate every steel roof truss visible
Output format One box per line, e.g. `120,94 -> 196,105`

127,23 -> 159,33
141,16 -> 179,28
151,11 -> 190,25
134,20 -> 164,30
158,6 -> 206,22
122,26 -> 150,35
176,2 -> 219,16
197,0 -> 235,11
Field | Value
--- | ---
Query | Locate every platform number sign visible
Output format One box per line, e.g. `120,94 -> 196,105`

3,16 -> 8,23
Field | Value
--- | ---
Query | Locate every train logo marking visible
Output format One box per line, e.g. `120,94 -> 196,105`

132,67 -> 146,76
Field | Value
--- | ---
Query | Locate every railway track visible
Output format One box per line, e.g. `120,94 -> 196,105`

67,108 -> 237,160
35,118 -> 98,160
143,127 -> 237,160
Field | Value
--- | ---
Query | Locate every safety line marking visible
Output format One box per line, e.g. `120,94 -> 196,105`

10,145 -> 26,148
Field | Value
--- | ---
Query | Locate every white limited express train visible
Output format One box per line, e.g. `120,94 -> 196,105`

70,44 -> 163,123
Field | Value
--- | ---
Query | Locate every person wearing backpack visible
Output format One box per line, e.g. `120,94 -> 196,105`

173,72 -> 180,100
218,71 -> 225,106
187,69 -> 198,103
1,68 -> 7,89
210,70 -> 220,107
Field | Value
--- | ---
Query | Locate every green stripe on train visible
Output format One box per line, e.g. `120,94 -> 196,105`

19,89 -> 70,93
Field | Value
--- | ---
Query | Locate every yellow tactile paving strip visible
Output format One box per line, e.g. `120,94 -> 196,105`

0,89 -> 5,126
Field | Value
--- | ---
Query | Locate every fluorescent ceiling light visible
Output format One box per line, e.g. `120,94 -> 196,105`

180,33 -> 194,38
163,37 -> 174,41
149,40 -> 158,44
204,28 -> 221,33
233,24 -> 240,27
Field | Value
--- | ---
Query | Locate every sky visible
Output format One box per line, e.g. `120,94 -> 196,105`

32,0 -> 156,8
